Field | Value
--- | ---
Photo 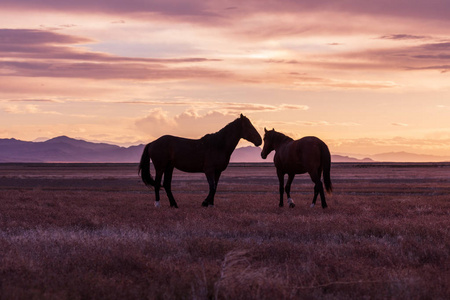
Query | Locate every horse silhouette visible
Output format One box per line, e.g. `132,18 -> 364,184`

261,128 -> 332,208
139,114 -> 262,208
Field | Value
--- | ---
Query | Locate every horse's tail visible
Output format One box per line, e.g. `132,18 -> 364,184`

138,143 -> 155,187
321,141 -> 333,194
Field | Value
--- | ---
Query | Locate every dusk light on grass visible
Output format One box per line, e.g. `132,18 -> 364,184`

1,0 -> 449,159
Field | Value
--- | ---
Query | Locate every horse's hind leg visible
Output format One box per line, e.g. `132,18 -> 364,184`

309,171 -> 327,209
285,173 -> 295,208
310,183 -> 323,208
163,166 -> 178,208
313,182 -> 327,208
154,169 -> 164,208
317,168 -> 327,208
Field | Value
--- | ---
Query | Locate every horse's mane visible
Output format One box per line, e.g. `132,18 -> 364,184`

200,117 -> 241,146
270,130 -> 294,144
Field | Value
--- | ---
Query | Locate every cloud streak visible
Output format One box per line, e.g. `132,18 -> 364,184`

2,25 -> 449,86
3,0 -> 450,24
0,29 -> 229,81
121,99 -> 308,112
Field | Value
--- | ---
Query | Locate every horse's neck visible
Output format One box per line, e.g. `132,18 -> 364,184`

214,120 -> 241,155
274,134 -> 293,151
222,123 -> 242,154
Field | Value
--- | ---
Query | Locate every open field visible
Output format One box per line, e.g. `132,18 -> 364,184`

0,163 -> 449,299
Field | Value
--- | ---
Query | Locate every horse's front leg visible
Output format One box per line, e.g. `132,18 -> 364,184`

277,170 -> 285,207
285,173 -> 295,208
202,170 -> 220,207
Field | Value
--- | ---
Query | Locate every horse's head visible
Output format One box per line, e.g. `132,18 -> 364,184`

239,114 -> 262,147
261,128 -> 276,159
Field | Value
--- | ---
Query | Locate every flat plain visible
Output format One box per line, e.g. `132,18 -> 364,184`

0,162 -> 449,299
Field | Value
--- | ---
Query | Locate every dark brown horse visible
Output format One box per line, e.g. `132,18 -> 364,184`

139,114 -> 262,208
261,128 -> 332,208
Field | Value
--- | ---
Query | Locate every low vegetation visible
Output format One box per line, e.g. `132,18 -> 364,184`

0,163 -> 449,299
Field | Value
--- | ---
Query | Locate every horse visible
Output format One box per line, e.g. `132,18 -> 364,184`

139,114 -> 262,208
260,128 -> 332,209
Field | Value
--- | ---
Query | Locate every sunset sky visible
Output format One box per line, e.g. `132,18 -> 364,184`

1,0 -> 449,157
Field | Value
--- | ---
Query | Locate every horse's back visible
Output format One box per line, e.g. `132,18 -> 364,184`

296,136 -> 323,153
148,135 -> 206,172
296,136 -> 328,157
276,136 -> 327,173
150,135 -> 198,152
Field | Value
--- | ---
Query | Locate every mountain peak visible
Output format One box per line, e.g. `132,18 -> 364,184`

0,136 -> 139,162
46,136 -> 76,142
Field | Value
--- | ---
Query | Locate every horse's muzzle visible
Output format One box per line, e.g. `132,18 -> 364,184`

253,137 -> 262,147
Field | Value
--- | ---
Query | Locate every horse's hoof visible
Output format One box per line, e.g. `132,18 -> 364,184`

208,204 -> 215,208
322,204 -> 328,209
310,203 -> 315,208
201,201 -> 209,207
287,198 -> 295,208
154,201 -> 161,208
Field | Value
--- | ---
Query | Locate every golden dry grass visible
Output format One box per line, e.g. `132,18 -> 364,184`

0,163 -> 449,299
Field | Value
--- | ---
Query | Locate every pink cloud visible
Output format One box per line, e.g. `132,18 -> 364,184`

3,1 -> 450,24
0,29 -> 90,45
0,61 -> 231,80
2,27 -> 448,87
134,103 -> 309,140
282,39 -> 450,74
0,29 -> 220,63
0,29 -> 230,81
379,34 -> 429,40
135,110 -> 235,140
1,0 -> 217,24
391,123 -> 409,127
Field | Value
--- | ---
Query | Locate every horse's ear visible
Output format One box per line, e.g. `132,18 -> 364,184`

240,113 -> 243,118
272,128 -> 274,131
264,127 -> 268,133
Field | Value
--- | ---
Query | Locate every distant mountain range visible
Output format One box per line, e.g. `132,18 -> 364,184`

229,146 -> 374,163
0,136 -> 448,163
370,151 -> 450,163
0,136 -> 143,163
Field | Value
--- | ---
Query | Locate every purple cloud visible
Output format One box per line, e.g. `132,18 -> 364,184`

3,0 -> 450,23
0,29 -> 90,45
379,34 -> 428,40
0,29 -> 229,81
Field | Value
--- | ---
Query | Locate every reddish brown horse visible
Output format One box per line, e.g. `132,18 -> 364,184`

261,128 -> 332,208
139,114 -> 262,208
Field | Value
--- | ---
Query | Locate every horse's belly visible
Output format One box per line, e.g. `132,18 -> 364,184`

174,160 -> 204,173
284,165 -> 306,175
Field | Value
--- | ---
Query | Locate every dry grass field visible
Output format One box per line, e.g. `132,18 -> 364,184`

0,163 -> 449,299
